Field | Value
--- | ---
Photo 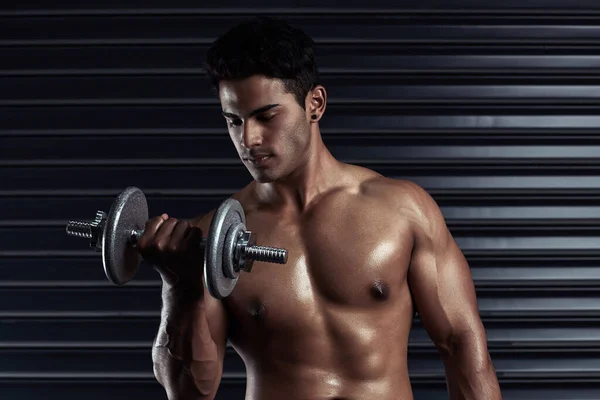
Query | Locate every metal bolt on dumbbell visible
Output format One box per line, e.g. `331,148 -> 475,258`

65,186 -> 288,299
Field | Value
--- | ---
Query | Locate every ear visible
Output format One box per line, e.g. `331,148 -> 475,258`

305,85 -> 327,122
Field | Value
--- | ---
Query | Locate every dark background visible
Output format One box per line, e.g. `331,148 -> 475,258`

2,1 -> 600,399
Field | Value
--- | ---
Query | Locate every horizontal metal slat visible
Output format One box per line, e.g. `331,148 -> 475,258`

5,15 -> 600,44
6,39 -> 600,47
7,101 -> 600,110
2,0 -> 600,15
0,157 -> 600,170
0,380 -> 174,400
0,347 -> 598,381
0,288 -> 161,314
0,318 -> 161,346
2,257 -> 599,288
2,147 -> 600,165
0,348 -> 245,375
4,218 -> 600,231
4,159 -> 600,170
454,236 -> 600,251
0,258 -> 159,285
1,194 -> 600,220
410,319 -> 600,348
3,46 -> 600,76
10,99 -> 600,107
2,166 -> 600,192
4,128 -> 600,145
10,74 -> 600,98
407,347 -> 600,376
2,287 -> 600,317
12,40 -> 600,48
430,189 -> 600,205
7,105 -> 600,131
0,189 -> 598,203
4,317 -> 600,349
2,196 -> 600,221
0,346 -> 598,374
0,378 -> 595,400
0,195 -> 223,221
2,130 -> 600,161
9,75 -> 600,102
2,222 -> 600,252
0,306 -> 598,320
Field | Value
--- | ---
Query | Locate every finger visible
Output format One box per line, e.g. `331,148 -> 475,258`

138,216 -> 168,248
154,218 -> 180,251
168,220 -> 191,252
183,226 -> 205,262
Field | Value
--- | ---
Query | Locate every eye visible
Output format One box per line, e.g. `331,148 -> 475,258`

256,114 -> 275,123
227,119 -> 242,128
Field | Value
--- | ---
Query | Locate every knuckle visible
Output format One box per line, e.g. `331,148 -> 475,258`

136,234 -> 153,250
144,216 -> 161,229
167,241 -> 179,254
155,239 -> 168,253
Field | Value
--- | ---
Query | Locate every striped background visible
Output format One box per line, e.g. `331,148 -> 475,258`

2,1 -> 600,399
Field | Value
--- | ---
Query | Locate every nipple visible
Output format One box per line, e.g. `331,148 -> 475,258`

370,280 -> 390,301
248,301 -> 268,320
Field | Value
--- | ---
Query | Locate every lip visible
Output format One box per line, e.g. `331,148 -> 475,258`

246,154 -> 273,168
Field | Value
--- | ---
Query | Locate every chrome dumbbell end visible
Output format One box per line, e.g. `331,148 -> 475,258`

66,211 -> 107,251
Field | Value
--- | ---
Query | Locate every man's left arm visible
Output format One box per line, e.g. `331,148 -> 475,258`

405,183 -> 502,400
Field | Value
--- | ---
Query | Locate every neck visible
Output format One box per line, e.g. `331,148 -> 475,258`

254,129 -> 344,212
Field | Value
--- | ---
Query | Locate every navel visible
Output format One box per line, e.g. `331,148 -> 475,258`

370,280 -> 390,301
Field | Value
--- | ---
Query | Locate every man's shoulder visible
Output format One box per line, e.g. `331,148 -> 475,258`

361,175 -> 434,210
360,175 -> 444,235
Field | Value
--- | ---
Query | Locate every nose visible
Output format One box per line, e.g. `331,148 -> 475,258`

242,120 -> 263,150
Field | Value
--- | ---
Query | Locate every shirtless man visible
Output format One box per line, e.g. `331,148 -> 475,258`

140,16 -> 503,400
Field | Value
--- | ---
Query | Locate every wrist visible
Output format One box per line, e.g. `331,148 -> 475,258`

162,280 -> 204,306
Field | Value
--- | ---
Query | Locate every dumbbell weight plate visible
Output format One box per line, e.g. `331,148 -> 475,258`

103,186 -> 149,285
204,198 -> 246,299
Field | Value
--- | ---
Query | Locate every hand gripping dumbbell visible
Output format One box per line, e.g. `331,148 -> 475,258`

65,186 -> 288,299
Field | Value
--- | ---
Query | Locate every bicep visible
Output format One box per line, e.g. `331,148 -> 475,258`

194,209 -> 230,362
406,196 -> 483,349
204,289 -> 229,370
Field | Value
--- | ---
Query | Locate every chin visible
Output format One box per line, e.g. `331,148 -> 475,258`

253,173 -> 279,183
249,169 -> 279,183
247,160 -> 291,183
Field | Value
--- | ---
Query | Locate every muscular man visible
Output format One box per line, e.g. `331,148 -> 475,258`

140,16 -> 502,400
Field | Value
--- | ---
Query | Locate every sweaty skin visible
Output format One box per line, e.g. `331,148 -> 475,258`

153,75 -> 502,399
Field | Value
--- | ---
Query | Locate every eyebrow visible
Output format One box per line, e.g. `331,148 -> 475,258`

221,104 -> 280,120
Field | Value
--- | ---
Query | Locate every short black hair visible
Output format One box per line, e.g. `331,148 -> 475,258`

204,16 -> 320,109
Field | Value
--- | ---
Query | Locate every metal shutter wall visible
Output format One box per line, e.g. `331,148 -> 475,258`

2,1 -> 600,399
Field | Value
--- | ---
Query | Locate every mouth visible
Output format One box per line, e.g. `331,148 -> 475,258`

246,154 -> 273,167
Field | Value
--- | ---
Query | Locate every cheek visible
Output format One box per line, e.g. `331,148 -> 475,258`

278,116 -> 308,147
228,131 -> 240,150
287,120 -> 310,152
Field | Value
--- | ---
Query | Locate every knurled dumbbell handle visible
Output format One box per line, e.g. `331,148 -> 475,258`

129,229 -> 207,248
129,229 -> 287,264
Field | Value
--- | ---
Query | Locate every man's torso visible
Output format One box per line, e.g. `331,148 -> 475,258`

212,166 -> 422,399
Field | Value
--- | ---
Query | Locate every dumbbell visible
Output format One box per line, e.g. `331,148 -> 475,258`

65,186 -> 288,299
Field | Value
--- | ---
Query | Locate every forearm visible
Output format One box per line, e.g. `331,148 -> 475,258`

152,284 -> 221,400
438,333 -> 502,400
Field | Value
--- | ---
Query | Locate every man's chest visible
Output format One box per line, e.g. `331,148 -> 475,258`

223,200 -> 415,327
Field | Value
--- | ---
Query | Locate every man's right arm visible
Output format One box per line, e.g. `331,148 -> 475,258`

152,283 -> 228,400
150,211 -> 229,400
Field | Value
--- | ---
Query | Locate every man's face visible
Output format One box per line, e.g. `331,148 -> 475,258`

218,75 -> 312,183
